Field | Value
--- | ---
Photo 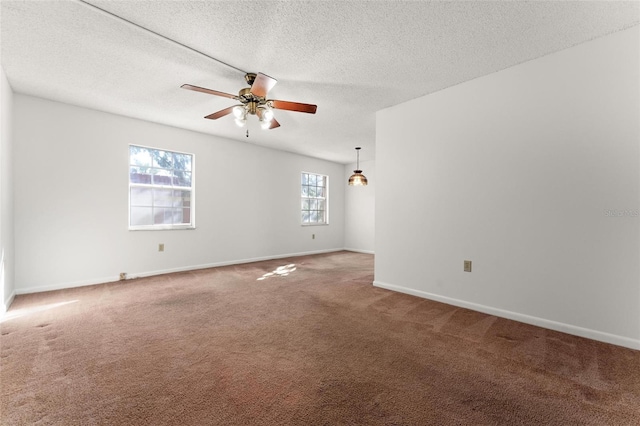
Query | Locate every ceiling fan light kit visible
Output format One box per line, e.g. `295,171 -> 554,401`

348,147 -> 368,186
182,72 -> 317,131
232,105 -> 245,119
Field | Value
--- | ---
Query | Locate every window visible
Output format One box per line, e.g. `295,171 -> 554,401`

301,172 -> 328,225
129,145 -> 194,230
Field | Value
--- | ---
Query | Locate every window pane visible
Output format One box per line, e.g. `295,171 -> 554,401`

302,211 -> 310,223
308,186 -> 317,197
181,208 -> 191,224
315,187 -> 324,198
173,153 -> 192,171
309,199 -> 318,210
130,167 -> 152,184
182,190 -> 191,207
154,189 -> 173,207
310,210 -> 319,222
318,200 -> 325,211
173,190 -> 191,207
301,186 -> 309,197
130,146 -> 152,167
130,187 -> 152,206
152,169 -> 172,186
131,206 -> 153,226
301,199 -> 310,210
153,207 -> 170,225
317,176 -> 326,187
169,208 -> 183,224
301,173 -> 309,185
308,174 -> 317,185
152,150 -> 173,169
172,171 -> 191,187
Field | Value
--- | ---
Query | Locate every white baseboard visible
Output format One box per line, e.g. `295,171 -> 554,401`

343,248 -> 375,255
15,248 -> 345,295
16,276 -> 122,295
129,248 -> 344,280
373,280 -> 640,351
2,291 -> 16,315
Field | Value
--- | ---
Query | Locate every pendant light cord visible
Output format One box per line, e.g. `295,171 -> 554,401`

76,0 -> 248,75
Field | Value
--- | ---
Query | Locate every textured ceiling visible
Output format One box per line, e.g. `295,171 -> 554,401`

1,1 -> 638,163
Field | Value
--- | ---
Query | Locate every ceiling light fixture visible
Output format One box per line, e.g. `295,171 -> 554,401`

348,147 -> 368,186
261,106 -> 274,122
182,73 -> 316,131
226,94 -> 280,130
232,105 -> 247,127
260,120 -> 271,130
257,105 -> 275,129
232,105 -> 246,119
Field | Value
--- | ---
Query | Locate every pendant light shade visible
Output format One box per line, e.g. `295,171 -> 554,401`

348,147 -> 368,186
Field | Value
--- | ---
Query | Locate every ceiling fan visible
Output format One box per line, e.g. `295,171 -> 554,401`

181,73 -> 317,130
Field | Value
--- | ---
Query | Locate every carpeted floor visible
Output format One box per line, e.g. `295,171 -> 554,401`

1,251 -> 639,425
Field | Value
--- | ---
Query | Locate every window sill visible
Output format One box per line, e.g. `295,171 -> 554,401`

129,226 -> 196,231
301,223 -> 329,227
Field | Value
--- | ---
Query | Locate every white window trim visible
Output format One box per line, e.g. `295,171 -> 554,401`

301,171 -> 329,226
128,144 -> 196,231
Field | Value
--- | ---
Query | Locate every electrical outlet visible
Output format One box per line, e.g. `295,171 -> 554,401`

159,243 -> 165,252
464,260 -> 472,272
119,272 -> 127,280
312,234 -> 315,240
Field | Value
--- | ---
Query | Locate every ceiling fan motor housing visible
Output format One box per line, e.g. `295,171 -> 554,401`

238,88 -> 261,115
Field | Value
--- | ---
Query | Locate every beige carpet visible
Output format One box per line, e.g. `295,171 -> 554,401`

1,251 -> 639,425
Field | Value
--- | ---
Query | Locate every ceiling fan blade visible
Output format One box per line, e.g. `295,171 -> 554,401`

181,84 -> 238,100
205,106 -> 235,120
270,100 -> 317,114
268,118 -> 281,129
250,73 -> 277,98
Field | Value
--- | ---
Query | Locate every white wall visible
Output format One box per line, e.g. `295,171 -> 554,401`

13,95 -> 345,293
344,159 -> 375,253
375,26 -> 640,349
1,65 -> 15,313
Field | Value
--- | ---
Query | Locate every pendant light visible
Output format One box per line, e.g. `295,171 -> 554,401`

348,147 -> 368,186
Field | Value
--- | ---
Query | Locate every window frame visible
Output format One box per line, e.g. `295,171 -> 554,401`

301,171 -> 329,226
128,144 -> 195,231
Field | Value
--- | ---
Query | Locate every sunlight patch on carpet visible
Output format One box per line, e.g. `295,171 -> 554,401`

1,300 -> 78,323
257,264 -> 297,281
